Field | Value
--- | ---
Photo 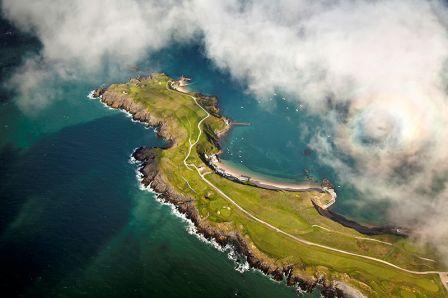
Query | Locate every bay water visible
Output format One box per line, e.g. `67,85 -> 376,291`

0,18 -> 375,297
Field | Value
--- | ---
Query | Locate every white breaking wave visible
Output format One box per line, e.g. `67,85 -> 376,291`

86,89 -> 96,100
131,157 -> 320,291
6,0 -> 448,261
131,155 -> 251,273
86,90 -> 152,130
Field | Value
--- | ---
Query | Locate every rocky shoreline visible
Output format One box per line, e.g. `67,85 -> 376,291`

132,146 -> 343,297
92,77 -> 347,297
313,201 -> 409,237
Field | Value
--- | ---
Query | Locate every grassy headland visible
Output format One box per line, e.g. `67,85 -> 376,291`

95,73 -> 447,297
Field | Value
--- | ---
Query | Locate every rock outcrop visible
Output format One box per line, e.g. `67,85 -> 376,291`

132,146 -> 343,297
92,79 -> 347,298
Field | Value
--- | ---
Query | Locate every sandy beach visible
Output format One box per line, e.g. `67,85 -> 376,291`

212,159 -> 336,209
215,160 -> 323,191
169,76 -> 336,206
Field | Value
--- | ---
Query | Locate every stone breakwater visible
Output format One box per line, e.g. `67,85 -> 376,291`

313,201 -> 409,237
92,78 -> 347,297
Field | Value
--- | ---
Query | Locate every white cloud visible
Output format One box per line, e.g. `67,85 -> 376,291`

3,0 -> 448,263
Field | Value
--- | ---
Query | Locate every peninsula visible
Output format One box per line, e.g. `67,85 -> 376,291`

93,73 -> 447,297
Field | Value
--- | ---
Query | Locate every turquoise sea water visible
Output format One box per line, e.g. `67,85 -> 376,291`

0,20 -> 324,297
150,44 -> 388,223
0,13 -> 393,295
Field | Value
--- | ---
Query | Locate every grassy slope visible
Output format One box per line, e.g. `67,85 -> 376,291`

108,73 -> 446,297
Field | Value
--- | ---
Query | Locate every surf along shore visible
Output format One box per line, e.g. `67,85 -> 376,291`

92,73 -> 447,297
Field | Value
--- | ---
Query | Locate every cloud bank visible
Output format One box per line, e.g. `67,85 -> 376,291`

3,0 -> 448,263
2,0 -> 197,111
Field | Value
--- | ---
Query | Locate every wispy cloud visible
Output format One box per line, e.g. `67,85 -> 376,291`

3,0 -> 448,262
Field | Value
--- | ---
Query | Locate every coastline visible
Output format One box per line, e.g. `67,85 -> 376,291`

169,80 -> 337,209
90,74 -> 446,297
205,156 -> 336,209
312,201 -> 409,237
90,77 -> 345,297
130,151 -> 252,274
209,157 -> 338,200
212,158 -> 322,190
130,146 -> 341,297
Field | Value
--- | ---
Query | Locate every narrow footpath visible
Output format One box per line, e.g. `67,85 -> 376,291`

168,81 -> 447,286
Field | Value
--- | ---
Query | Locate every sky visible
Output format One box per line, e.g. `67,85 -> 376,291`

2,0 -> 448,264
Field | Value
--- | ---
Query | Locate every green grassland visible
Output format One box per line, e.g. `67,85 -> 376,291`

107,73 -> 447,297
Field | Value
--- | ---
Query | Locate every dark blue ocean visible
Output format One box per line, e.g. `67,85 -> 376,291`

0,17 -> 379,297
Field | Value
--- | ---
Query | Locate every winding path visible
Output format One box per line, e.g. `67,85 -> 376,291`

167,81 -> 447,284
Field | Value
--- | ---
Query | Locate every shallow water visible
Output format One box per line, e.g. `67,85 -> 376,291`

0,20 -> 323,297
150,43 -> 388,223
0,16 -> 392,296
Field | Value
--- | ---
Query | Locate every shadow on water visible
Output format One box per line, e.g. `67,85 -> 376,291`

0,114 -> 163,296
0,143 -> 23,230
0,112 -> 307,298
